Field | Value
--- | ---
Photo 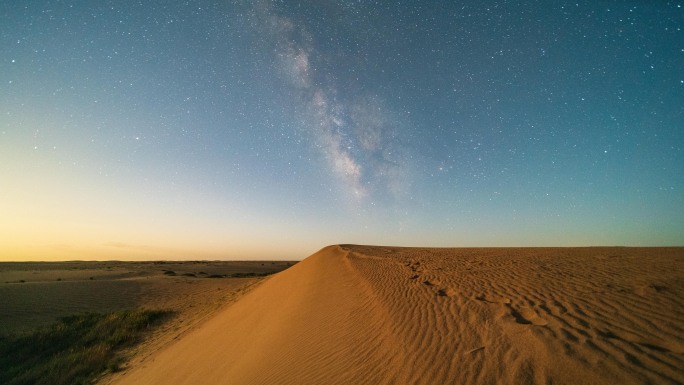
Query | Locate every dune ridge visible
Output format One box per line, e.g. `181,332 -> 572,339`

111,245 -> 684,385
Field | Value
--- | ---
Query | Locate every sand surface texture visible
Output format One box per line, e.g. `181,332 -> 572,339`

112,245 -> 684,385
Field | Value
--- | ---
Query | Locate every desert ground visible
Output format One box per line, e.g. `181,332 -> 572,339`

0,259 -> 294,373
105,245 -> 684,385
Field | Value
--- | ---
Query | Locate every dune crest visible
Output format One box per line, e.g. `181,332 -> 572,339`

111,245 -> 684,385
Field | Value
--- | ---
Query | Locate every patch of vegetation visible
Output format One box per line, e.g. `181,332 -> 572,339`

0,309 -> 171,385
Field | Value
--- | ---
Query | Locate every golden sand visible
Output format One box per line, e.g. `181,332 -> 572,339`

110,245 -> 683,385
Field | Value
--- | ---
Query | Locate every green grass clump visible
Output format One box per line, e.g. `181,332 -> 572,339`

0,309 -> 171,385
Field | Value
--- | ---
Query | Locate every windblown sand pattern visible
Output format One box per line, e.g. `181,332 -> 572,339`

112,245 -> 684,385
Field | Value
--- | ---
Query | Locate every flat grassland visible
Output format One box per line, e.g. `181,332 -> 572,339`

0,260 -> 295,383
0,260 -> 294,333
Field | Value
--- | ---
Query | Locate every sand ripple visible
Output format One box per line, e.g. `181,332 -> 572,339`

112,245 -> 684,385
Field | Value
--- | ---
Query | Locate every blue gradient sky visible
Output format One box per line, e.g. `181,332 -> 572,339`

1,1 -> 682,260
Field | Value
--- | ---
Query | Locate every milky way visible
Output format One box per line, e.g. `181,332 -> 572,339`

253,0 -> 409,201
0,1 -> 682,260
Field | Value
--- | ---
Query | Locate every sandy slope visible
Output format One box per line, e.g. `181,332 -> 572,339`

111,245 -> 684,385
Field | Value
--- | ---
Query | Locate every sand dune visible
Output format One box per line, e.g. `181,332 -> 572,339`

111,245 -> 684,385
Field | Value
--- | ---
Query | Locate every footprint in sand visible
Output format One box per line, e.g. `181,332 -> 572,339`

418,280 -> 454,298
436,288 -> 458,297
476,294 -> 511,304
634,283 -> 668,296
509,305 -> 548,326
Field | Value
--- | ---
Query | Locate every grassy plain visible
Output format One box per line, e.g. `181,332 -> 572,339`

0,260 -> 295,384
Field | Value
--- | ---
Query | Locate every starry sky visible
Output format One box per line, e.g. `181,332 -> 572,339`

1,1 -> 683,261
